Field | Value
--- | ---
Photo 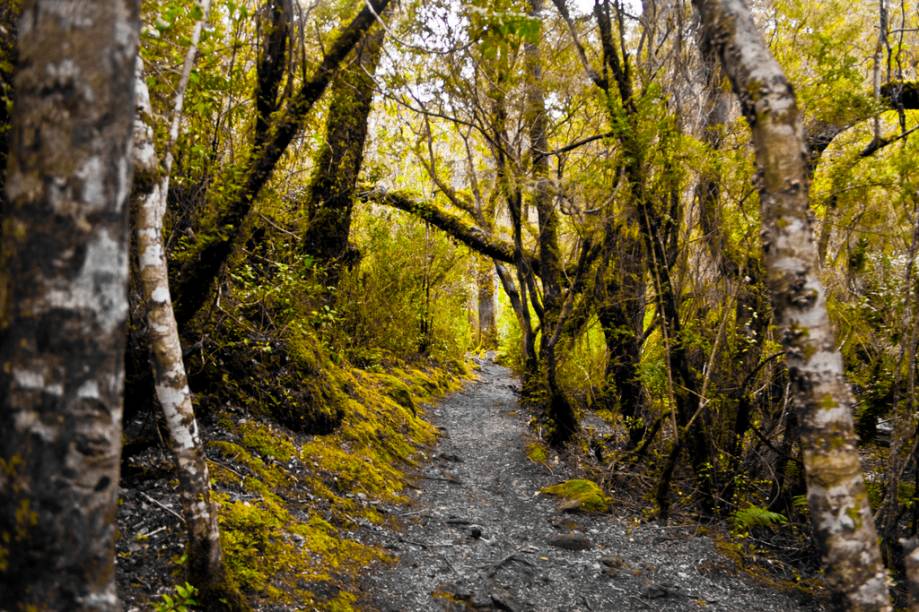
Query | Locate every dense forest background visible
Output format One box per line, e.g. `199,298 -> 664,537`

3,0 -> 919,609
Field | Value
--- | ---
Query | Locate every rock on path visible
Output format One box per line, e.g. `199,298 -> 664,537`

360,358 -> 816,611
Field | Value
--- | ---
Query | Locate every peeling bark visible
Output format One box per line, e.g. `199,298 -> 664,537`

0,1 -> 139,608
693,0 -> 891,608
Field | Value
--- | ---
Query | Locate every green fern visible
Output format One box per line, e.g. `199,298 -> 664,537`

733,505 -> 788,531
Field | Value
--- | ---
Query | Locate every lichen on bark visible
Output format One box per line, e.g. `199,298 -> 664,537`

0,1 -> 139,608
692,0 -> 891,608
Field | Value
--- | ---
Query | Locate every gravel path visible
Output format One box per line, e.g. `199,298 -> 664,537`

361,358 -> 818,611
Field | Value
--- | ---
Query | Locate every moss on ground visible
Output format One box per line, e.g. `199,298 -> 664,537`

202,342 -> 468,609
541,479 -> 611,513
525,439 -> 550,466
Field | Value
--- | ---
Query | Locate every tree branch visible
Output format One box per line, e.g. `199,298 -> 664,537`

359,188 -> 541,270
173,0 -> 392,327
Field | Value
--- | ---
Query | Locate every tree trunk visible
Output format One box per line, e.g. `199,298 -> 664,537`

477,257 -> 498,348
134,38 -> 243,607
693,0 -> 890,607
525,0 -> 577,445
562,0 -> 712,508
0,2 -> 139,608
172,0 -> 392,327
595,226 -> 646,446
254,0 -> 292,141
303,23 -> 385,279
0,1 -> 16,217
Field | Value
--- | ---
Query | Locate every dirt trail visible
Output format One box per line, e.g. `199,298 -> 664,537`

361,358 -> 818,611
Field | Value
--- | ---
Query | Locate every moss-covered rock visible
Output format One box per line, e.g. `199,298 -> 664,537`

541,479 -> 611,513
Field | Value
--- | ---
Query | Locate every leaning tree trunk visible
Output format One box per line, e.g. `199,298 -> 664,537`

693,0 -> 891,608
0,1 -> 139,608
132,14 -> 241,605
302,23 -> 385,281
172,0 -> 392,326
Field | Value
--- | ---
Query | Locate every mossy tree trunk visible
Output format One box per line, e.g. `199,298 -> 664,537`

476,257 -> 498,348
302,23 -> 386,281
594,226 -> 646,447
0,1 -> 139,607
524,0 -> 577,445
694,0 -> 891,608
172,0 -> 392,327
489,83 -> 541,393
0,1 -> 17,219
552,0 -> 713,511
254,0 -> 291,142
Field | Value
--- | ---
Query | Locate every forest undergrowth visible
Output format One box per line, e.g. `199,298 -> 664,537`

119,331 -> 471,609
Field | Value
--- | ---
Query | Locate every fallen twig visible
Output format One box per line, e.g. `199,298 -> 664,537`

139,492 -> 185,525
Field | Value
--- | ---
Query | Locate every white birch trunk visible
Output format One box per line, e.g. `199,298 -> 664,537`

131,0 -> 234,598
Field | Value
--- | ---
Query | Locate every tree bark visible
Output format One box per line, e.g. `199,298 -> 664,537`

0,1 -> 138,608
172,0 -> 392,327
133,27 -> 242,605
303,24 -> 385,275
903,537 -> 919,611
525,0 -> 577,445
254,0 -> 292,141
476,257 -> 498,348
595,226 -> 646,446
574,0 -> 712,512
0,1 -> 17,217
693,0 -> 891,608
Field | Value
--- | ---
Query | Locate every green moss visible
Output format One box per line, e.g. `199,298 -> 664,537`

209,440 -> 290,489
376,373 -> 416,413
239,421 -> 297,463
541,479 -> 611,513
525,440 -> 550,466
189,323 -> 345,435
202,351 -> 467,608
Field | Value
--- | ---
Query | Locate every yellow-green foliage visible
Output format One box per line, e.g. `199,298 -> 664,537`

206,356 -> 467,608
732,505 -> 788,533
541,479 -> 611,513
337,207 -> 475,363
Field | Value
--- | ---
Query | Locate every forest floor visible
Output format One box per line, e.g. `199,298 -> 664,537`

359,357 -> 823,611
